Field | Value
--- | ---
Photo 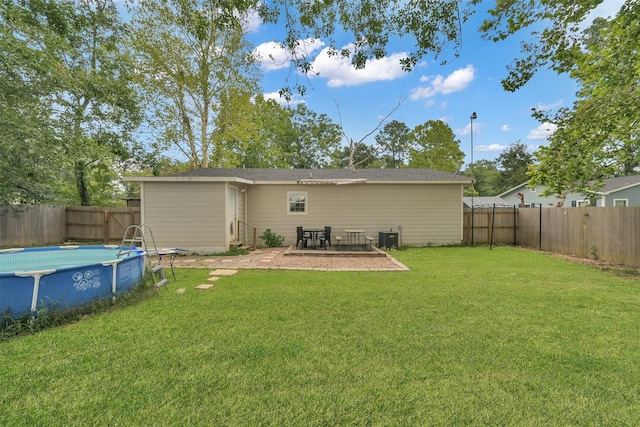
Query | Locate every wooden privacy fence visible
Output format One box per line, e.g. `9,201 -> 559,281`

518,206 -> 640,268
66,206 -> 141,243
0,205 -> 141,247
463,207 -> 518,246
465,206 -> 640,268
0,205 -> 66,247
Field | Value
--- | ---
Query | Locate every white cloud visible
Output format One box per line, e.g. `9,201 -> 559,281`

476,144 -> 507,152
501,124 -> 512,131
527,122 -> 558,140
262,91 -> 306,107
254,39 -> 325,71
457,121 -> 483,137
533,99 -> 563,112
310,45 -> 408,87
584,0 -> 624,26
409,65 -> 476,101
240,9 -> 262,32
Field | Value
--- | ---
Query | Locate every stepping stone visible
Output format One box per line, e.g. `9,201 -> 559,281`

261,259 -> 272,263
195,284 -> 215,290
207,276 -> 220,282
176,288 -> 186,294
209,269 -> 238,276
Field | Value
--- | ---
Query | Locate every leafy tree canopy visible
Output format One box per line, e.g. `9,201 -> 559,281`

407,120 -> 464,173
528,1 -> 639,197
496,142 -> 535,191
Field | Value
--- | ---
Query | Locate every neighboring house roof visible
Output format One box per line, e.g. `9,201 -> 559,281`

463,196 -> 513,208
595,175 -> 640,194
498,183 -> 528,197
127,168 -> 472,184
499,175 -> 640,197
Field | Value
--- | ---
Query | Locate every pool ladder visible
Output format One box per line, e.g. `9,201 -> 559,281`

118,224 -> 168,290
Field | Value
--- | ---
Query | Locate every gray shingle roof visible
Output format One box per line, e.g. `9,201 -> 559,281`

172,168 -> 470,182
599,175 -> 640,193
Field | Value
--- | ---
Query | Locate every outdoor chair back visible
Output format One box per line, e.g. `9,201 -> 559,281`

320,226 -> 332,249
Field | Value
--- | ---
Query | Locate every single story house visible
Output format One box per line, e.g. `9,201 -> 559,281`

500,175 -> 640,207
124,168 -> 472,253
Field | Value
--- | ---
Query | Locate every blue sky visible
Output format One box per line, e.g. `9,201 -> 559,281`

246,0 -> 624,166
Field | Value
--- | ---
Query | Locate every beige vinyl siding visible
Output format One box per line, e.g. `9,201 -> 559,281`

247,183 -> 463,246
142,182 -> 226,252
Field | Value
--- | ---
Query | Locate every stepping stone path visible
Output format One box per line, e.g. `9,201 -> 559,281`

260,250 -> 281,264
195,269 -> 239,291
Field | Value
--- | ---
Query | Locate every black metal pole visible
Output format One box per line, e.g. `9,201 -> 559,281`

490,203 -> 496,249
471,205 -> 474,246
513,205 -> 517,246
539,204 -> 543,250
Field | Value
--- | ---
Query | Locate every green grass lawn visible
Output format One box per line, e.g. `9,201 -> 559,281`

2,247 -> 640,425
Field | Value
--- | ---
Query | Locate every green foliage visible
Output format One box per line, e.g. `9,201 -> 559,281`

479,0 -> 617,91
0,0 -> 145,206
262,0 -> 471,78
408,120 -> 464,172
461,160 -> 502,196
128,0 -> 261,169
496,141 -> 535,190
375,120 -> 411,168
259,228 -> 285,247
528,2 -> 639,198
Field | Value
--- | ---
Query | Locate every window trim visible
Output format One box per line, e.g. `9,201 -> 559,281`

287,191 -> 308,215
613,198 -> 629,207
576,200 -> 591,207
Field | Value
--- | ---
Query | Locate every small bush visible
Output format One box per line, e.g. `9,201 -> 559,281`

259,229 -> 285,247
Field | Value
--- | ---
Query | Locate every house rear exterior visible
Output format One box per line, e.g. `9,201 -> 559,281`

124,168 -> 472,253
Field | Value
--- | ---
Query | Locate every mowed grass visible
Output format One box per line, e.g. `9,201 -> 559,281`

2,246 -> 640,425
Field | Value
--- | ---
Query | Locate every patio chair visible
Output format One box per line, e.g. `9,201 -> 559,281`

296,226 -> 309,249
319,226 -> 331,249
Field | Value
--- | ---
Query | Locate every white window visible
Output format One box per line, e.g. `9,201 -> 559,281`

577,200 -> 591,207
288,192 -> 308,214
530,187 -> 537,193
613,199 -> 628,207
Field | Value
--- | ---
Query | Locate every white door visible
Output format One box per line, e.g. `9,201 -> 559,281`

228,187 -> 238,240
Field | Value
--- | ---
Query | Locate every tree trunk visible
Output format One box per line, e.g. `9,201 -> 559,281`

75,161 -> 91,206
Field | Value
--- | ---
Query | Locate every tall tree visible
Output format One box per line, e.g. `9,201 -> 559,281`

496,142 -> 534,191
375,120 -> 411,168
129,0 -> 261,169
331,142 -> 381,169
527,2 -> 639,197
1,0 -> 142,206
407,120 -> 464,173
0,0 -> 64,204
56,0 -> 142,206
289,104 -> 342,168
461,160 -> 502,196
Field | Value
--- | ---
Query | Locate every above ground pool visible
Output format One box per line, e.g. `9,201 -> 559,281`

0,245 -> 145,318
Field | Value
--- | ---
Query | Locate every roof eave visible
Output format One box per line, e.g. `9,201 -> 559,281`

122,176 -> 255,184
